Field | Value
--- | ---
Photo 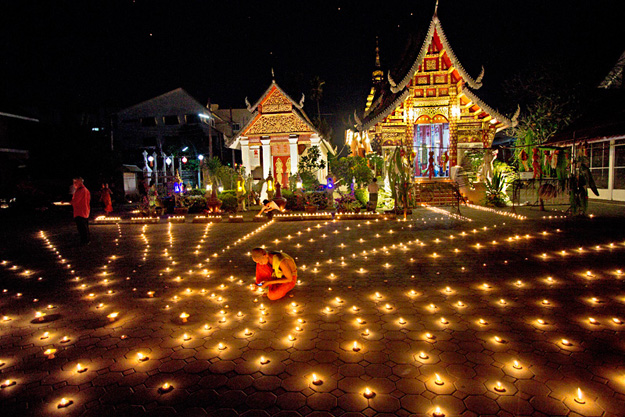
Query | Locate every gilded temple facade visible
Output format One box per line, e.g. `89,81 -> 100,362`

348,10 -> 517,179
229,81 -> 333,187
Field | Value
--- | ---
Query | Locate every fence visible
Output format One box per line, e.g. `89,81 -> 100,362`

511,178 -> 570,210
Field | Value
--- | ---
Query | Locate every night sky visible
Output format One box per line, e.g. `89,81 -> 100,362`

1,0 -> 624,146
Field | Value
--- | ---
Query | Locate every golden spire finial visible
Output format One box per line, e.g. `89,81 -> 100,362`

434,0 -> 439,16
375,36 -> 381,69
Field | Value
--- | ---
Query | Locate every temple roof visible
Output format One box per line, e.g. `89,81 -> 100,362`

229,81 -> 334,155
357,11 -> 514,132
228,81 -> 319,147
392,15 -> 483,93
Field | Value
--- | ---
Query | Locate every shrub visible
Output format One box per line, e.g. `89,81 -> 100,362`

218,192 -> 238,213
182,195 -> 208,213
305,191 -> 330,209
283,190 -> 306,211
354,189 -> 368,207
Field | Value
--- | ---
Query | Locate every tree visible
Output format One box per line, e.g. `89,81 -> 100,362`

502,67 -> 584,169
310,76 -> 325,121
298,146 -> 325,189
329,155 -> 373,188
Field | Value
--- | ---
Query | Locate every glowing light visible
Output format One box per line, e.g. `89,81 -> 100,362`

512,360 -> 522,369
494,381 -> 506,392
434,373 -> 444,385
58,398 -> 73,408
363,387 -> 375,398
312,373 -> 322,385
574,387 -> 585,404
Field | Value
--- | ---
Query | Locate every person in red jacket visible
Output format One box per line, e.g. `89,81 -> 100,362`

71,177 -> 91,245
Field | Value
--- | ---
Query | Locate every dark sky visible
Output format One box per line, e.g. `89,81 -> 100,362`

1,0 -> 624,145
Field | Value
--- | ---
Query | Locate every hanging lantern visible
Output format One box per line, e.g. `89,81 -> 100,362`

296,174 -> 303,190
182,156 -> 188,164
165,157 -> 172,166
148,155 -> 154,167
266,173 -> 274,192
237,176 -> 245,193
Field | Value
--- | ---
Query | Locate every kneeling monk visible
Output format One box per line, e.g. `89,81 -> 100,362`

252,247 -> 297,300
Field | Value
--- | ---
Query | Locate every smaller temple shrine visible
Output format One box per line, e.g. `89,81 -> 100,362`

228,80 -> 333,188
347,6 -> 517,180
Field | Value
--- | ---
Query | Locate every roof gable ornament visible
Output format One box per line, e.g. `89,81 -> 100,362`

354,110 -> 363,130
434,0 -> 439,16
245,97 -> 252,112
511,104 -> 520,127
476,66 -> 485,84
297,93 -> 305,109
388,71 -> 401,94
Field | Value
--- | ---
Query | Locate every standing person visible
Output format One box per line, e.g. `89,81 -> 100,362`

71,177 -> 91,245
257,199 -> 280,219
251,247 -> 297,300
367,177 -> 379,211
100,183 -> 113,216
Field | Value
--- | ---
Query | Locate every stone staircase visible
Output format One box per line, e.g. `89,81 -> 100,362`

413,180 -> 461,206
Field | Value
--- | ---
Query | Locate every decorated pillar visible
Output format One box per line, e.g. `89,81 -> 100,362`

310,134 -> 323,182
260,138 -> 271,179
288,137 -> 299,175
240,137 -> 251,176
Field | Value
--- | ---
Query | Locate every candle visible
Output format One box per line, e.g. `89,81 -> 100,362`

57,398 -> 73,408
183,333 -> 191,341
434,373 -> 444,385
494,381 -> 506,392
137,352 -> 149,362
44,348 -> 57,359
432,406 -> 445,417
218,342 -> 226,350
41,332 -> 49,340
363,387 -> 375,398
352,341 -> 360,352
574,387 -> 585,404
613,318 -> 622,324
159,382 -> 174,393
61,336 -> 70,343
107,312 -> 118,322
76,363 -> 87,373
479,318 -> 487,325
260,356 -> 270,365
561,339 -> 572,346
419,351 -> 429,360
512,360 -> 522,369
1,379 -> 15,388
312,373 -> 322,385
399,317 -> 406,325
440,317 -> 448,324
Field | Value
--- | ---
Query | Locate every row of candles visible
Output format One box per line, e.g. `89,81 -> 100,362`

0,218 -> 617,414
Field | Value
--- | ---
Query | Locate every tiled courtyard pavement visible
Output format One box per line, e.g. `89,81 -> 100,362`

1,205 -> 624,416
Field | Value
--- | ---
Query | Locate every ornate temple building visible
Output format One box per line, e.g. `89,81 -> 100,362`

347,8 -> 517,179
229,80 -> 333,187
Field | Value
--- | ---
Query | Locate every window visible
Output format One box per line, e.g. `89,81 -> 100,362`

164,115 -> 179,125
589,142 -> 609,189
185,114 -> 200,124
141,117 -> 156,127
615,143 -> 625,189
232,123 -> 241,131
